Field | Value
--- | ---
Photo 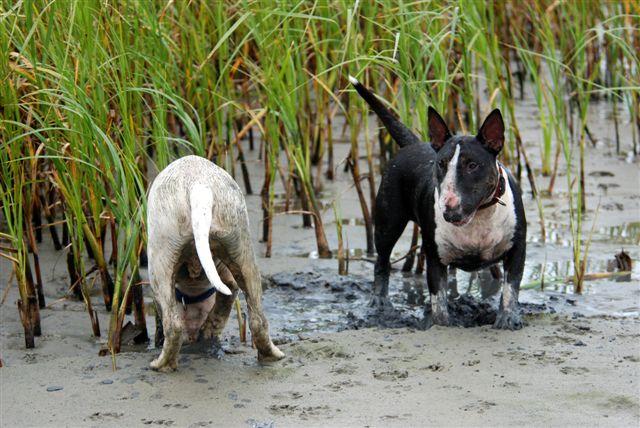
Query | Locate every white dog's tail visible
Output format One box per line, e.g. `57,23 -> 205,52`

189,183 -> 232,296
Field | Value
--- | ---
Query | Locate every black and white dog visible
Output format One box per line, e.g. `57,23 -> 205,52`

349,76 -> 526,330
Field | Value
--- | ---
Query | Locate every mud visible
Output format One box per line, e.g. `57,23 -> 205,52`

265,270 -> 556,331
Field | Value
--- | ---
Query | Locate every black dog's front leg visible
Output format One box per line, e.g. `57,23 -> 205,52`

494,242 -> 525,330
426,257 -> 450,326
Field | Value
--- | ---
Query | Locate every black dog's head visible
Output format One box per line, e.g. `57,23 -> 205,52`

428,107 -> 505,226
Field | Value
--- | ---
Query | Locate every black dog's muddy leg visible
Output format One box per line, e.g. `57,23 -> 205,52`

371,215 -> 408,310
494,241 -> 525,330
371,258 -> 392,309
426,257 -> 450,326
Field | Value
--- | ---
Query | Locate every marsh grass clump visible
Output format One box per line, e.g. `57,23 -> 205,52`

0,1 -> 637,352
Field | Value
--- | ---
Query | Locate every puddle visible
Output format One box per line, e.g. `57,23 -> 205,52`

303,248 -> 370,259
334,218 -> 367,226
271,191 -> 332,214
530,221 -> 640,246
298,221 -> 639,258
133,239 -> 636,350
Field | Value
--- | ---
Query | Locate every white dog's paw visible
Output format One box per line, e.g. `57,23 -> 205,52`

150,357 -> 177,372
258,344 -> 285,362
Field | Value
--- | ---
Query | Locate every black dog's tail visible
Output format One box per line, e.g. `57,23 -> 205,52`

348,75 -> 422,148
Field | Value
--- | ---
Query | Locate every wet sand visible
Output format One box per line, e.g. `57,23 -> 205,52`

1,309 -> 639,427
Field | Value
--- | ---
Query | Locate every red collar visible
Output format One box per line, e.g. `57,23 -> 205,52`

478,166 -> 506,210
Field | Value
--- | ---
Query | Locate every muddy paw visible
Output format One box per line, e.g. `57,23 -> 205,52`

493,311 -> 523,330
207,337 -> 226,360
258,344 -> 285,362
422,309 -> 450,329
367,295 -> 393,311
150,357 -> 177,373
431,312 -> 451,328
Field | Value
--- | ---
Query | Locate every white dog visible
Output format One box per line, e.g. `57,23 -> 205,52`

147,155 -> 284,371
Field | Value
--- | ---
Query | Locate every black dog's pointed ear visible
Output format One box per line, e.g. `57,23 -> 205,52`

477,109 -> 505,154
428,107 -> 451,151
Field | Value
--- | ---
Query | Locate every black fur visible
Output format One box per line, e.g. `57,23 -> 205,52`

350,78 -> 422,148
350,77 -> 527,329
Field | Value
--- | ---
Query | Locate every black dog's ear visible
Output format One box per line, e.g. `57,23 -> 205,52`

477,109 -> 505,154
428,107 -> 451,151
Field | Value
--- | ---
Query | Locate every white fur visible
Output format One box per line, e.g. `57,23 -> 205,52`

434,168 -> 516,266
189,183 -> 231,295
348,75 -> 359,85
438,144 -> 461,209
431,284 -> 449,324
501,276 -> 514,307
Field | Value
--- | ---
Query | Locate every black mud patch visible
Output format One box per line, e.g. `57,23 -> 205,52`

265,270 -> 369,296
263,270 -> 553,333
346,294 -> 551,330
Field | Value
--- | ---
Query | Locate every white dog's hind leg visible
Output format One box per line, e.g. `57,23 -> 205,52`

190,183 -> 232,296
222,234 -> 284,362
149,257 -> 183,372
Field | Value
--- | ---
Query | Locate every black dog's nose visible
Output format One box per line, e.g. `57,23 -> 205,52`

443,210 -> 464,223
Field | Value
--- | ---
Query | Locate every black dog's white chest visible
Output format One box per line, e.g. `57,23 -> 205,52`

433,185 -> 516,268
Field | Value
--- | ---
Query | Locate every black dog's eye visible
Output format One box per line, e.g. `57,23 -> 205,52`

467,161 -> 478,172
438,159 -> 448,170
